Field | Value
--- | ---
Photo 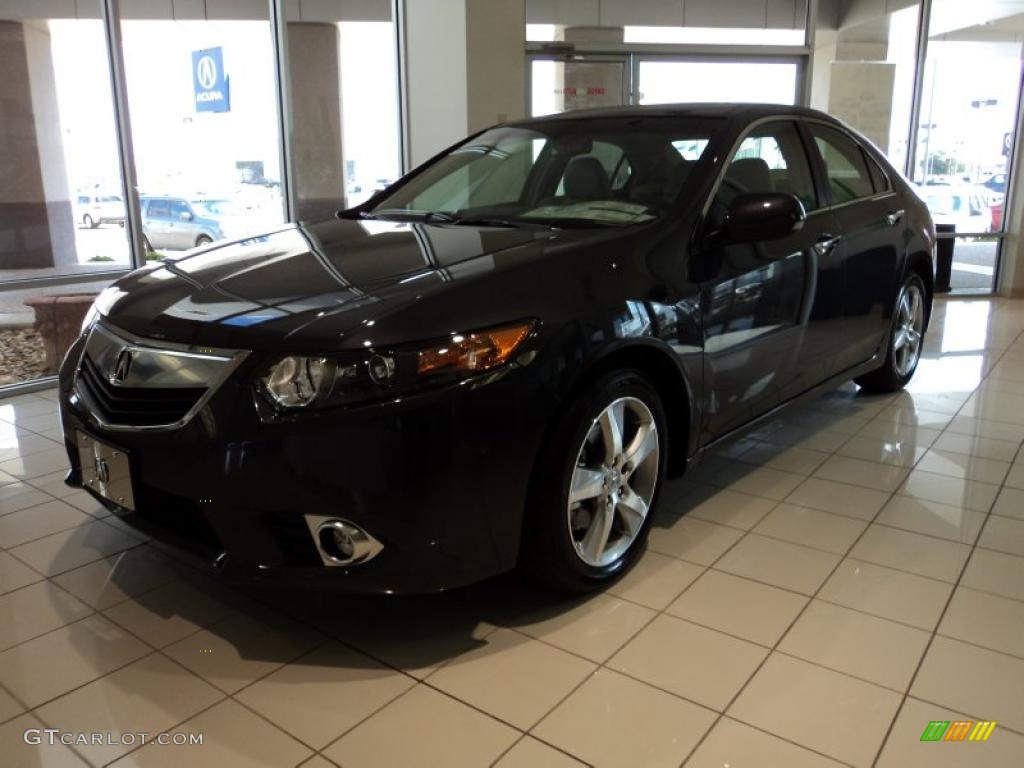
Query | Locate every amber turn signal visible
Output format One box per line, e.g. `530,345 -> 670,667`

417,321 -> 534,375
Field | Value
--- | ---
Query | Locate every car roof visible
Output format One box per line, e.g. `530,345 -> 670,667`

506,103 -> 833,126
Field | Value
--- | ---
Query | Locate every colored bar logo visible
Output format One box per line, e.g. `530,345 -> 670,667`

920,720 -> 997,742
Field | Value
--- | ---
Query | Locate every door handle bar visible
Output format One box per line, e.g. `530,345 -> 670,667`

886,209 -> 905,226
814,234 -> 842,256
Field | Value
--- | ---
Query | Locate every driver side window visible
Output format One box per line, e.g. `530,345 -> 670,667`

714,121 -> 818,215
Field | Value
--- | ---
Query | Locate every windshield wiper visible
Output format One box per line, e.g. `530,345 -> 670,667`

354,209 -> 625,230
448,216 -> 541,229
363,210 -> 529,229
524,217 -> 624,229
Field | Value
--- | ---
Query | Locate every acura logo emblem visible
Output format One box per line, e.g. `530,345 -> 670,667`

111,348 -> 133,385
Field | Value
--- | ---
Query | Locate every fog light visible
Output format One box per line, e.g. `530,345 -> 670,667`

320,525 -> 356,561
310,518 -> 383,566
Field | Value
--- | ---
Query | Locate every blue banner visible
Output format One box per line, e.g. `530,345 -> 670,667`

192,47 -> 230,113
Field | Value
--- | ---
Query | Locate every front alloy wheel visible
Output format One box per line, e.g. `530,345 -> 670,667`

523,369 -> 667,593
568,397 -> 659,568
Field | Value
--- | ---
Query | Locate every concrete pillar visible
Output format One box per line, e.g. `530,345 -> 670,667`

286,22 -> 344,220
998,88 -> 1024,298
23,21 -> 76,267
400,0 -> 525,168
0,20 -> 76,270
811,36 -> 895,154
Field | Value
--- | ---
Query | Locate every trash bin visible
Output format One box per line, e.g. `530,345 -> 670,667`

934,224 -> 955,294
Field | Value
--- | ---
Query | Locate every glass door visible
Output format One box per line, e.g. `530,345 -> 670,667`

910,0 -> 1024,294
529,55 -> 629,117
636,57 -> 801,106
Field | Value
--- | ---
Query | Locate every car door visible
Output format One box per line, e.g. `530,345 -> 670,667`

168,199 -> 195,248
698,120 -> 842,441
143,198 -> 172,248
806,123 -> 903,369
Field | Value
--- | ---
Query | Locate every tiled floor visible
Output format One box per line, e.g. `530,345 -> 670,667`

3,297 -> 1024,767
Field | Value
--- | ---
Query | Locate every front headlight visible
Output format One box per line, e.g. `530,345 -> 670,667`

256,320 -> 536,412
260,356 -> 327,408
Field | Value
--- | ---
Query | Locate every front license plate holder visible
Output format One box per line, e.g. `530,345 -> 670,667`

76,431 -> 135,511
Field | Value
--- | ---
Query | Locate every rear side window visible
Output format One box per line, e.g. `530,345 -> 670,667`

809,124 -> 875,204
147,199 -> 170,217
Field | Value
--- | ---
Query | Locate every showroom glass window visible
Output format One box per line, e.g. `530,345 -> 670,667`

809,1 -> 920,174
528,0 -> 807,116
0,7 -> 128,387
911,0 -> 1022,293
119,3 -> 285,260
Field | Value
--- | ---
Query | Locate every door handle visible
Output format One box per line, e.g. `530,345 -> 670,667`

886,209 -> 905,226
814,234 -> 842,256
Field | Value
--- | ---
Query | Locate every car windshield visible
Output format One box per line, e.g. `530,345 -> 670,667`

365,117 -> 721,228
192,200 -> 242,217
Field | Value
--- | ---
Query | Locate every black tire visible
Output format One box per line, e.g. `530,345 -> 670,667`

521,369 -> 668,593
196,235 -> 213,247
855,272 -> 927,394
83,214 -> 95,229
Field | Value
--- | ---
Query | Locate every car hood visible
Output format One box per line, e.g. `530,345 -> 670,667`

99,217 -> 607,352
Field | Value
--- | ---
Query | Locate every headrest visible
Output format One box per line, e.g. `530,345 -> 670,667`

725,157 -> 773,194
564,157 -> 610,199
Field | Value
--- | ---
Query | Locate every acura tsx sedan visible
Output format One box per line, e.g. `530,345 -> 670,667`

59,105 -> 934,593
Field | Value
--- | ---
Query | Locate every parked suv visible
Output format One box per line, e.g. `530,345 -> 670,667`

75,193 -> 125,228
140,196 -> 251,251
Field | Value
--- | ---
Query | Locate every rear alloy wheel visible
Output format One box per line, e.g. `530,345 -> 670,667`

196,235 -> 213,247
524,369 -> 667,593
855,273 -> 926,393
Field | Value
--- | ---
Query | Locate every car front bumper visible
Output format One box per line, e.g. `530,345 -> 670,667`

58,335 -> 550,594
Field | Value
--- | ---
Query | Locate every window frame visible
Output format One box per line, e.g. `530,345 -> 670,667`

862,149 -> 891,194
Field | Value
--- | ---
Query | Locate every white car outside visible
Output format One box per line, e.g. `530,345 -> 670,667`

921,186 -> 990,235
75,193 -> 125,229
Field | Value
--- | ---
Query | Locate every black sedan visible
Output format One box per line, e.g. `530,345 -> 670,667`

59,104 -> 934,593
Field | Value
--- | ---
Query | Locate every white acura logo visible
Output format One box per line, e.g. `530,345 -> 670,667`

111,348 -> 133,385
197,55 -> 218,90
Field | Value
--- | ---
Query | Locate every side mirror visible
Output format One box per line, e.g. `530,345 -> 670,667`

179,211 -> 193,221
723,193 -> 806,244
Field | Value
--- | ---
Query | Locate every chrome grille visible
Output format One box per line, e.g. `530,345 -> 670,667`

77,355 -> 206,427
73,322 -> 247,430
